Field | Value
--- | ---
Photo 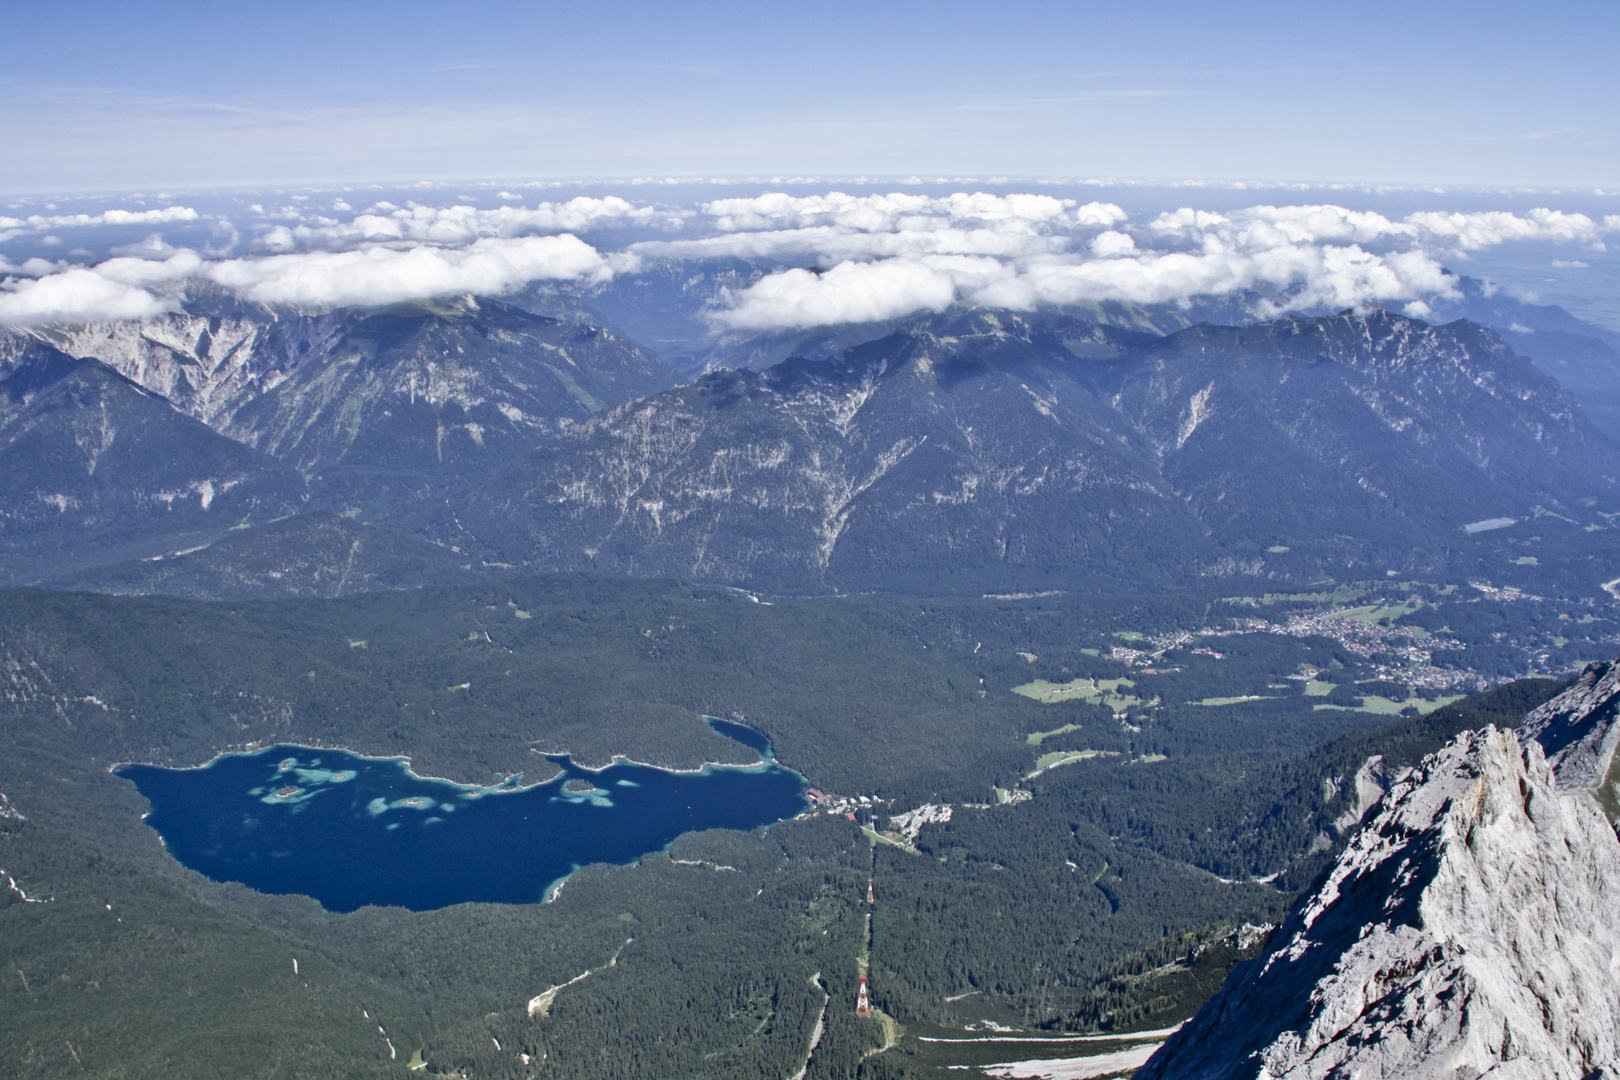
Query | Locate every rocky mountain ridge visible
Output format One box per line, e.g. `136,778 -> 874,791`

1515,659 -> 1620,794
1106,310 -> 1612,562
21,304 -> 348,428
1137,659 -> 1620,1079
1,294 -> 681,520
557,264 -> 1620,439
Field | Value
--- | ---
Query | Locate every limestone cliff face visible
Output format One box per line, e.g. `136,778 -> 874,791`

29,308 -> 346,428
2,297 -> 680,524
1137,666 -> 1620,1080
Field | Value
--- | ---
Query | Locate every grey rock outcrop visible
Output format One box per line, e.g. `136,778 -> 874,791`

1516,659 -> 1620,793
1136,684 -> 1620,1079
1331,754 -> 1395,837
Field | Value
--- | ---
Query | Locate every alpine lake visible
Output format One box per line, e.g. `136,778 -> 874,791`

116,718 -> 807,912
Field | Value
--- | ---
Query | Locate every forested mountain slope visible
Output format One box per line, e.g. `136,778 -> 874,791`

435,309 -> 1617,595
0,575 -> 1579,1078
52,512 -> 490,599
0,343 -> 305,582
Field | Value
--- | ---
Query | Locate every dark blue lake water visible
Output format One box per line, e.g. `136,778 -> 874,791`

116,721 -> 805,912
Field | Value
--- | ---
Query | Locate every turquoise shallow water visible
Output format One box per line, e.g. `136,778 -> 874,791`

117,722 -> 805,912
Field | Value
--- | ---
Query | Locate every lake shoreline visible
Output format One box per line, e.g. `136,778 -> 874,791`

115,735 -> 809,913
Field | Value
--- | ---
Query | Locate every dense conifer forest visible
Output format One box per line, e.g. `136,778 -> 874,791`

0,571 -> 1584,1076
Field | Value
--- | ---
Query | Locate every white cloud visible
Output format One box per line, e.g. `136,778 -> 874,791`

1405,207 -> 1607,250
702,191 -> 1087,232
0,268 -> 177,326
206,234 -> 610,308
699,195 -> 1620,330
98,207 -> 202,226
6,190 -> 1618,334
95,251 -> 206,287
635,223 -> 1074,263
714,257 -> 973,330
981,243 -> 1453,317
108,233 -> 188,259
714,223 -> 1465,331
1149,204 -> 1414,249
1074,202 -> 1131,228
634,192 -> 1121,266
5,206 -> 200,231
261,225 -> 298,251
1089,230 -> 1138,257
15,257 -> 67,278
261,196 -> 673,251
0,233 -> 612,326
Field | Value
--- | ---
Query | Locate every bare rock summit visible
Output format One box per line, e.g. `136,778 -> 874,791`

1137,664 -> 1620,1080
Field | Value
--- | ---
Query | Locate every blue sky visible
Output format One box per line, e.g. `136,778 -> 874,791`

5,0 -> 1617,192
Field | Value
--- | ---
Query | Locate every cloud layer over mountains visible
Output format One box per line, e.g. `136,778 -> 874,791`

671,196 -> 1617,328
256,196 -> 672,251
2,191 -> 1617,329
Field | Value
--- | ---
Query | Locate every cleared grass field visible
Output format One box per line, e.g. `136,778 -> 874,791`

1027,723 -> 1085,745
1337,601 -> 1423,623
1220,585 -> 1369,607
1027,749 -> 1118,777
1012,677 -> 1145,712
1314,694 -> 1464,716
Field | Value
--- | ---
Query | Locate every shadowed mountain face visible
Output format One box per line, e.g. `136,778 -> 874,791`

0,296 -> 682,588
431,311 -> 1216,594
1425,275 -> 1620,439
429,309 -> 1617,595
1103,311 -> 1615,570
0,344 -> 305,582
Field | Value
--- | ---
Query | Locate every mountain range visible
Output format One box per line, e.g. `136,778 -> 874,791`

1,283 -> 1616,600
439,306 -> 1615,595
